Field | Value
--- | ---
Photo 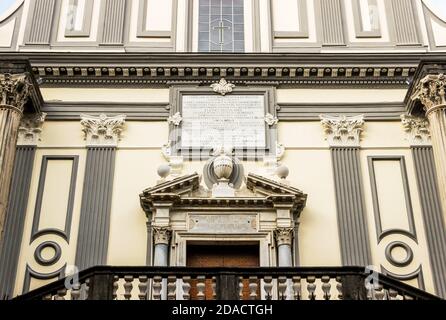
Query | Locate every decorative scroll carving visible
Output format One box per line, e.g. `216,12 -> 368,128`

401,114 -> 431,146
263,142 -> 285,175
274,227 -> 294,246
153,227 -> 172,245
264,113 -> 278,126
320,115 -> 365,147
161,141 -> 184,176
167,112 -> 182,126
411,73 -> 446,115
17,113 -> 46,145
0,74 -> 32,112
80,114 -> 126,146
210,78 -> 235,95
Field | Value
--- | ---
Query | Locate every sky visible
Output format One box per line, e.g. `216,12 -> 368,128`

0,0 -> 446,19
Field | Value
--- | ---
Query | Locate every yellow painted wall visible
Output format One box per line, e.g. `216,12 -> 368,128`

12,116 -> 438,296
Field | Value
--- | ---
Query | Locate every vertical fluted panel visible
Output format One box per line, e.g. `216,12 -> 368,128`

390,0 -> 420,45
412,146 -> 446,298
320,0 -> 345,46
101,0 -> 126,45
0,108 -> 21,244
0,146 -> 35,299
331,147 -> 372,266
26,0 -> 56,44
75,147 -> 116,270
427,108 -> 446,220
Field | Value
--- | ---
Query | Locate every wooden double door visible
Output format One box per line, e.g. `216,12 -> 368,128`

186,244 -> 260,300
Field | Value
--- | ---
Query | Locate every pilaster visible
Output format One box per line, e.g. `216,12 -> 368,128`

75,114 -> 125,271
320,114 -> 372,266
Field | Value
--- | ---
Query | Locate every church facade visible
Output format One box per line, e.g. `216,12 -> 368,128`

0,0 -> 446,300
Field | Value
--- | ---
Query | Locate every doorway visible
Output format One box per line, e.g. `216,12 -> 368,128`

186,243 -> 260,299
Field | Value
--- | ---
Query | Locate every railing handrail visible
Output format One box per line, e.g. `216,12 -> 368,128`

14,265 -> 441,300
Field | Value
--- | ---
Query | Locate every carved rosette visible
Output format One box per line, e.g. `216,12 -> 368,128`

264,113 -> 278,126
17,113 -> 47,145
320,115 -> 365,147
153,227 -> 172,245
167,112 -> 183,126
274,227 -> 294,247
210,78 -> 235,95
400,114 -> 431,146
411,73 -> 446,115
80,114 -> 126,146
0,73 -> 32,113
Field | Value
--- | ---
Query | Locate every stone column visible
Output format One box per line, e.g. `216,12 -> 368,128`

0,74 -> 32,243
153,226 -> 172,266
412,74 -> 446,218
274,228 -> 293,267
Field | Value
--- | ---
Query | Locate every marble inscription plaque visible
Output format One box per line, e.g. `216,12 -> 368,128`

188,214 -> 257,234
181,95 -> 266,148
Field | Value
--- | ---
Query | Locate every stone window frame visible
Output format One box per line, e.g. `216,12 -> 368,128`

137,0 -> 178,38
169,85 -> 278,160
64,0 -> 95,37
197,0 -> 245,53
270,0 -> 309,39
352,0 -> 382,38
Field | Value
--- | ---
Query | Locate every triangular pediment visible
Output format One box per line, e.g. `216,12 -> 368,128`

140,172 -> 308,216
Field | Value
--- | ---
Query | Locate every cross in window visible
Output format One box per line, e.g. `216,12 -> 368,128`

213,20 -> 231,44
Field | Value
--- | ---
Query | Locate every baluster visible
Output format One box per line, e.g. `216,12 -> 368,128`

278,276 -> 287,300
42,294 -> 52,300
263,276 -> 273,300
292,276 -> 301,300
249,276 -> 258,300
112,276 -> 119,300
138,276 -> 148,300
388,288 -> 398,300
123,275 -> 134,300
196,276 -> 206,300
182,276 -> 191,300
55,289 -> 67,300
239,277 -> 244,300
321,276 -> 331,300
374,284 -> 384,300
83,279 -> 90,300
212,277 -> 217,300
336,276 -> 343,300
71,283 -> 81,300
307,276 -> 316,300
167,276 -> 177,300
152,276 -> 162,300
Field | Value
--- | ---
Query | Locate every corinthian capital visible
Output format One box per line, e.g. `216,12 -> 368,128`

153,227 -> 172,245
411,73 -> 446,115
401,114 -> 431,146
17,112 -> 46,145
80,114 -> 126,146
274,227 -> 294,247
320,115 -> 365,147
0,73 -> 32,113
